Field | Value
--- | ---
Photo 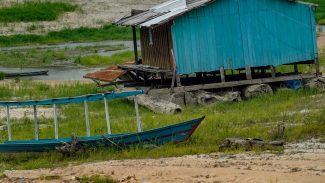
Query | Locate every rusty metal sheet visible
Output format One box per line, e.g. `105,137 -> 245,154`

84,63 -> 134,82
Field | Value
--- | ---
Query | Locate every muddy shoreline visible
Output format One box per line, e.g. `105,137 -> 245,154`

2,140 -> 324,183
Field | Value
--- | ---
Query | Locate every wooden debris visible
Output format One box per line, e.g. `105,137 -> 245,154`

56,135 -> 84,156
219,138 -> 285,151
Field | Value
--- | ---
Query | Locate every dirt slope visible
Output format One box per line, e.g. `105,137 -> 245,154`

0,0 -> 165,36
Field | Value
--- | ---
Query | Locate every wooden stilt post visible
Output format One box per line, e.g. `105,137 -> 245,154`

294,64 -> 298,74
33,105 -> 39,140
270,66 -> 276,78
176,74 -> 182,87
220,67 -> 225,83
261,67 -> 266,75
84,100 -> 90,136
6,106 -> 12,141
160,74 -> 165,85
103,97 -> 111,134
132,26 -> 139,65
246,66 -> 252,80
315,57 -> 320,77
53,104 -> 59,139
134,96 -> 142,132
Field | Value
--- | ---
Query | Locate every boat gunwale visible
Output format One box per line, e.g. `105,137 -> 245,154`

1,116 -> 205,146
0,90 -> 144,107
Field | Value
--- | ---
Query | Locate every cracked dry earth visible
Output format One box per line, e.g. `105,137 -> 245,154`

2,140 -> 325,183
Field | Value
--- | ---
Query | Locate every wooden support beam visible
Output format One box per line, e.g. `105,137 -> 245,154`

160,74 -> 165,85
53,104 -> 59,139
294,64 -> 298,74
176,74 -> 182,87
132,26 -> 139,65
270,66 -> 276,78
134,96 -> 142,132
6,106 -> 12,141
315,57 -> 320,76
148,74 -> 316,94
33,105 -> 39,140
261,67 -> 266,75
220,67 -> 226,83
84,100 -> 91,136
104,97 -> 111,134
246,66 -> 252,80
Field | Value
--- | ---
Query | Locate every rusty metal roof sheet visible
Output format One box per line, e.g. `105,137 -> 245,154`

84,63 -> 133,82
115,0 -> 316,28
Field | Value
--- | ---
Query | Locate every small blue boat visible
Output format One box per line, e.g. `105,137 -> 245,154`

0,91 -> 204,153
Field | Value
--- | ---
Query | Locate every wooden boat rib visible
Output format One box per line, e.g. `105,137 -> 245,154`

0,90 -> 204,153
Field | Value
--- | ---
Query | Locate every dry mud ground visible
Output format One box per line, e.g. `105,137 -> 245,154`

2,140 -> 325,183
0,0 -> 164,35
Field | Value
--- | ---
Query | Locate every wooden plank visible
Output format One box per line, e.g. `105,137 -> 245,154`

119,64 -> 173,75
148,74 -> 316,95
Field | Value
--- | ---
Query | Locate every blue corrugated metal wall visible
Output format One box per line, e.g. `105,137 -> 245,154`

172,0 -> 317,74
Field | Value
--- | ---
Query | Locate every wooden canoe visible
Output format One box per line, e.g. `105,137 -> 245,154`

4,70 -> 49,78
0,116 -> 204,153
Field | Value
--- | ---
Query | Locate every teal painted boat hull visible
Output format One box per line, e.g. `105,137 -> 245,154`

0,116 -> 204,153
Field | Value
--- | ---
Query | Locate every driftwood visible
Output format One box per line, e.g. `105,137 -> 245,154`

56,136 -> 84,156
130,94 -> 182,114
219,138 -> 285,151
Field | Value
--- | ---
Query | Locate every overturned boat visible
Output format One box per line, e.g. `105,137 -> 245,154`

0,91 -> 204,153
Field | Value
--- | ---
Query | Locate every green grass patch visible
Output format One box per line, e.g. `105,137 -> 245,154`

77,51 -> 137,66
0,44 -> 126,67
0,80 -> 323,170
0,25 -> 137,47
0,1 -> 77,23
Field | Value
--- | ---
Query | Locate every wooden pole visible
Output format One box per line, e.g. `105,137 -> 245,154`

53,104 -> 59,139
270,66 -> 276,78
103,97 -> 111,134
6,106 -> 12,141
132,26 -> 139,65
246,66 -> 252,80
220,67 -> 226,83
33,105 -> 39,140
294,64 -> 298,74
315,57 -> 320,77
84,100 -> 90,136
134,96 -> 142,132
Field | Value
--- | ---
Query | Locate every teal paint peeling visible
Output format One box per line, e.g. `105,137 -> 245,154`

172,0 -> 317,74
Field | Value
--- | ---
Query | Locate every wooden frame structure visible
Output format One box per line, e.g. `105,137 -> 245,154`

0,91 -> 144,141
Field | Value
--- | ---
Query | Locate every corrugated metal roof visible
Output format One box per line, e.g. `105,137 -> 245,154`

115,0 -> 214,27
115,0 -> 316,28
